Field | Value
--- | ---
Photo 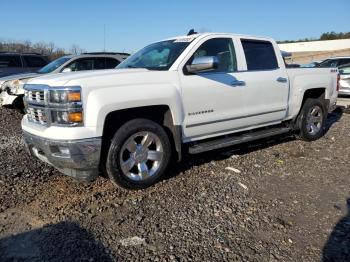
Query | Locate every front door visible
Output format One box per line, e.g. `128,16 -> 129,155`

179,37 -> 247,141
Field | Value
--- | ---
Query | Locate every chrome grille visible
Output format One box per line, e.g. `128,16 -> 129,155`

24,85 -> 48,126
24,89 -> 46,105
26,107 -> 48,125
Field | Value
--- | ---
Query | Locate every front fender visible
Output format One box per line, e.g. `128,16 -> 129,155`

85,83 -> 184,136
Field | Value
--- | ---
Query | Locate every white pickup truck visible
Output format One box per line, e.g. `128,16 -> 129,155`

22,33 -> 339,189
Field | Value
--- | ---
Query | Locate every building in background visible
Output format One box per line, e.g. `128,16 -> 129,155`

278,39 -> 350,64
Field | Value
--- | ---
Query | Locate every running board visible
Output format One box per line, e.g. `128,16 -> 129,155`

188,127 -> 291,154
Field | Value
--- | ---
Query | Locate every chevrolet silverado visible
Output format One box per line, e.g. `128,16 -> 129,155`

21,33 -> 339,189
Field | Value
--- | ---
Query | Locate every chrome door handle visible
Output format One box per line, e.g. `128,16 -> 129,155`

277,77 -> 288,83
231,80 -> 246,86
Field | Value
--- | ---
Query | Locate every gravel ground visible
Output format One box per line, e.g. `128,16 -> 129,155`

0,106 -> 349,262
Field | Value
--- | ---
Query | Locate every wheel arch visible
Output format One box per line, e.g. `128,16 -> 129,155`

101,105 -> 182,167
292,87 -> 328,130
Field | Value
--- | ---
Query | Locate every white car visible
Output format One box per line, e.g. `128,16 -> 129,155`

338,63 -> 350,96
21,32 -> 339,189
0,52 -> 129,108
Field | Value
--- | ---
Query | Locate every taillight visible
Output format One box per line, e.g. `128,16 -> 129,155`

337,74 -> 340,91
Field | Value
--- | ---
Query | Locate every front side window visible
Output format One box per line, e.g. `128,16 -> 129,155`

117,40 -> 191,71
187,38 -> 237,73
23,56 -> 47,68
0,55 -> 22,68
65,58 -> 94,71
38,57 -> 70,74
241,40 -> 278,70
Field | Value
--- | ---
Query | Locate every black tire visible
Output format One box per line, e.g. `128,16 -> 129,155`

106,118 -> 171,189
296,98 -> 327,141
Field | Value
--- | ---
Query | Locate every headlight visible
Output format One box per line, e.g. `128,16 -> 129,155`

49,89 -> 81,104
51,110 -> 83,125
24,85 -> 84,127
49,87 -> 83,126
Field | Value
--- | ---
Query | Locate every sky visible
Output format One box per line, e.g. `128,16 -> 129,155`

1,0 -> 349,53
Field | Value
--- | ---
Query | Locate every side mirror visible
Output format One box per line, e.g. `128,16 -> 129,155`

62,68 -> 72,73
186,56 -> 218,73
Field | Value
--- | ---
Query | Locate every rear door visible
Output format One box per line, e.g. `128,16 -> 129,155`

234,39 -> 289,127
0,55 -> 23,77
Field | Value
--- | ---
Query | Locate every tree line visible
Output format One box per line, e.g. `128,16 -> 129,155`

278,31 -> 350,43
0,40 -> 85,60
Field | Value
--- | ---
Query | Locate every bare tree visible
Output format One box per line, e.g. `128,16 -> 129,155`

47,42 -> 56,55
69,44 -> 85,55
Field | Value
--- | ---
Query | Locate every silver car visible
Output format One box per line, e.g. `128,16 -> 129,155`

0,52 -> 129,108
338,63 -> 350,96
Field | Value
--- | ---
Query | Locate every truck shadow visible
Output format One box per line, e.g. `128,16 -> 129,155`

0,221 -> 113,262
163,107 -> 343,181
322,198 -> 350,262
325,106 -> 343,131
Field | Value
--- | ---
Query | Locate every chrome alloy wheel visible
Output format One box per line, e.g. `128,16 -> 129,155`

119,131 -> 164,181
306,105 -> 323,135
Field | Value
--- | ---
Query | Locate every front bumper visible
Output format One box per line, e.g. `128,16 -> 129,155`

23,131 -> 102,181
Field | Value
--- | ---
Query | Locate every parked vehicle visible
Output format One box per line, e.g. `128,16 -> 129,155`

316,56 -> 350,68
21,32 -> 339,189
0,52 -> 49,78
338,63 -> 350,96
301,62 -> 321,68
0,52 -> 129,108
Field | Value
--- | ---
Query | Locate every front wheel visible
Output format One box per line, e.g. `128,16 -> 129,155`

106,119 -> 171,189
296,98 -> 327,141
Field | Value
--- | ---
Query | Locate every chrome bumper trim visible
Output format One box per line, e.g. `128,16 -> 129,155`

23,131 -> 102,181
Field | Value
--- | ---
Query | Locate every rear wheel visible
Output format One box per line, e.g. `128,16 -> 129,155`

106,119 -> 171,189
296,98 -> 326,141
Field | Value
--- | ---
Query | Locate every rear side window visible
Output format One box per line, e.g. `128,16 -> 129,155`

0,55 -> 22,68
93,58 -> 119,69
241,40 -> 278,70
23,56 -> 47,67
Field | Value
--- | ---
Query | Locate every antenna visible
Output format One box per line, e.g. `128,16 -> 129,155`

103,24 -> 106,52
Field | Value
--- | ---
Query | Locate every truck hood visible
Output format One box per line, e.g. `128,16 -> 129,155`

27,69 -> 151,87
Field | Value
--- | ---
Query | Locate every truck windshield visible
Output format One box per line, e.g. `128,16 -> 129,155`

117,40 -> 191,71
37,57 -> 70,74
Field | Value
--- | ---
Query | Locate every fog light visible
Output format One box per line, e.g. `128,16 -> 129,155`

68,112 -> 83,123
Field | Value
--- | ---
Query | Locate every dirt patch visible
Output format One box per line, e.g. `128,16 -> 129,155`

0,107 -> 349,261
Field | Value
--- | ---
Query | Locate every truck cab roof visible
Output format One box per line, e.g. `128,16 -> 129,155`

165,32 -> 275,43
